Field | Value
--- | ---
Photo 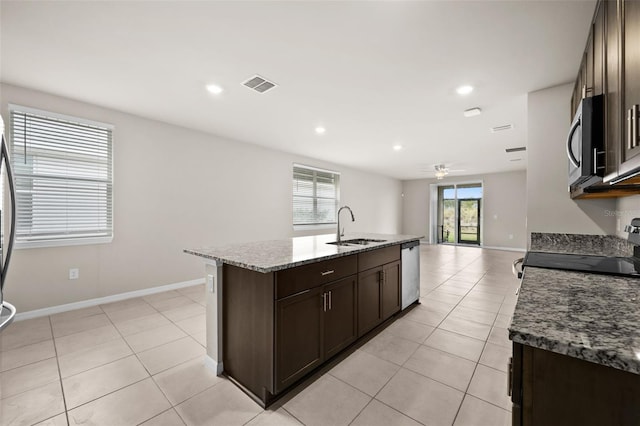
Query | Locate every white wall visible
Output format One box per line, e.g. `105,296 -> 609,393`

401,170 -> 527,250
1,83 -> 403,312
614,195 -> 640,238
526,83 -> 616,239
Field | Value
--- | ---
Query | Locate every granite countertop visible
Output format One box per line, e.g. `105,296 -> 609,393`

185,233 -> 421,273
510,233 -> 640,375
530,232 -> 634,257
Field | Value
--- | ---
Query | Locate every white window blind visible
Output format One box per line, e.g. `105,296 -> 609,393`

293,164 -> 339,226
9,106 -> 113,247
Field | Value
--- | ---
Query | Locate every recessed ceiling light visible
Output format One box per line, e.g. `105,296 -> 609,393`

393,144 -> 403,151
315,126 -> 326,135
463,107 -> 482,117
456,85 -> 474,95
206,84 -> 223,95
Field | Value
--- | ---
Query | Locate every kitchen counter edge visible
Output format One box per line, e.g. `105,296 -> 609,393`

509,266 -> 640,375
184,233 -> 422,273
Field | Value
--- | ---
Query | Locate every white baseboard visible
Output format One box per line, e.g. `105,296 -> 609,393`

419,240 -> 525,253
204,354 -> 224,375
13,278 -> 205,321
481,245 -> 526,253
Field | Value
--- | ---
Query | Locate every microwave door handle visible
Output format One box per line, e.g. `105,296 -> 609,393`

566,117 -> 581,168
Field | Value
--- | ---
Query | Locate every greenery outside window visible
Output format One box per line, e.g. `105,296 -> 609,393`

292,164 -> 340,227
9,105 -> 113,248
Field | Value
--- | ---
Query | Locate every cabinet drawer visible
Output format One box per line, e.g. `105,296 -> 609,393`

358,245 -> 400,272
276,255 -> 357,299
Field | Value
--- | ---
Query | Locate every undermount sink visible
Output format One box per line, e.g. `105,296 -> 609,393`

327,238 -> 387,246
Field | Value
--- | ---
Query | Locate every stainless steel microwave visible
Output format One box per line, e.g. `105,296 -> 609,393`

567,95 -> 604,190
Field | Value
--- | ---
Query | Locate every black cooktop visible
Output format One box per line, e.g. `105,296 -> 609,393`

524,251 -> 640,278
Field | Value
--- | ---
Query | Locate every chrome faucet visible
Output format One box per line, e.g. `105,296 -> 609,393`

337,206 -> 355,243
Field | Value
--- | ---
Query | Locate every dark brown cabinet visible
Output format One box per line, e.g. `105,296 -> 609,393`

594,3 -> 605,97
510,342 -> 640,425
381,261 -> 401,320
322,276 -> 357,359
570,2 -> 604,118
622,0 -> 640,164
357,246 -> 401,336
222,243 -> 407,407
357,266 -> 383,335
275,275 -> 357,392
275,287 -> 323,392
570,0 -> 640,196
605,0 -> 621,176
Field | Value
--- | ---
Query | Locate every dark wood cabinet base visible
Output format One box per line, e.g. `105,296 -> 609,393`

511,342 -> 640,425
221,244 -> 407,407
227,302 -> 419,408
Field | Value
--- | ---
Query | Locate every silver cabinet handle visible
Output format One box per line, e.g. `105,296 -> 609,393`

629,108 -> 634,150
321,270 -> 334,276
633,105 -> 639,149
322,293 -> 327,312
328,291 -> 332,310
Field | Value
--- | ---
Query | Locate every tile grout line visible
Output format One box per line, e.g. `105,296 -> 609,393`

116,290 -> 222,424
343,252 -> 498,426
48,315 -> 71,426
52,295 -> 205,423
103,298 -> 191,424
451,270 -> 513,424
59,303 -> 148,417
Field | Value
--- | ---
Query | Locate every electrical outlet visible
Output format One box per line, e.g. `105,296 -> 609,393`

509,234 -> 514,240
69,268 -> 79,280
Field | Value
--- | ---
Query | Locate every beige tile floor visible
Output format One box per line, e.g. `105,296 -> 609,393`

0,244 -> 520,426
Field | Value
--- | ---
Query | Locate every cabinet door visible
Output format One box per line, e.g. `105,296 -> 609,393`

381,261 -> 401,320
605,0 -> 622,177
357,267 -> 382,336
594,2 -> 605,96
586,33 -> 595,98
623,0 -> 640,161
323,276 -> 357,359
275,287 -> 323,393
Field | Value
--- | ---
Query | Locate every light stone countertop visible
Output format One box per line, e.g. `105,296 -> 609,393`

511,233 -> 640,374
185,233 -> 421,273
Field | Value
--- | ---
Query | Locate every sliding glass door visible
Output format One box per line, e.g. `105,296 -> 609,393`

436,183 -> 482,246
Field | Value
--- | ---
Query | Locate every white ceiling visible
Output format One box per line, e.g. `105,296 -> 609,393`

0,1 -> 596,180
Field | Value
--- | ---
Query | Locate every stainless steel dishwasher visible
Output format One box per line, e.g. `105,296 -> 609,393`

401,240 -> 420,309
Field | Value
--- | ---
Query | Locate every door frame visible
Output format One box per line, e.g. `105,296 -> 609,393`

429,180 -> 484,246
457,198 -> 481,245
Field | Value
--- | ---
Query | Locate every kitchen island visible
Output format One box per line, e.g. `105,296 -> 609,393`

508,233 -> 640,425
185,233 -> 421,406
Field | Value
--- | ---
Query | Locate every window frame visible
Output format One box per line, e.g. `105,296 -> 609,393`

8,104 -> 114,249
292,163 -> 340,230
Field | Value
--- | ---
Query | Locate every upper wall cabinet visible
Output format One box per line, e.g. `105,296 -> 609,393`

619,0 -> 640,173
571,0 -> 640,198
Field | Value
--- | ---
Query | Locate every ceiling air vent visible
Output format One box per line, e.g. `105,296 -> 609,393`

505,146 -> 526,153
491,124 -> 514,133
242,75 -> 277,93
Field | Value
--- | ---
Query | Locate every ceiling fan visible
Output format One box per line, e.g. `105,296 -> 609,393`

423,164 -> 466,180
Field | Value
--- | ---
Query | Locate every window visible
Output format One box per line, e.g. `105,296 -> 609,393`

292,164 -> 340,227
9,105 -> 113,248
